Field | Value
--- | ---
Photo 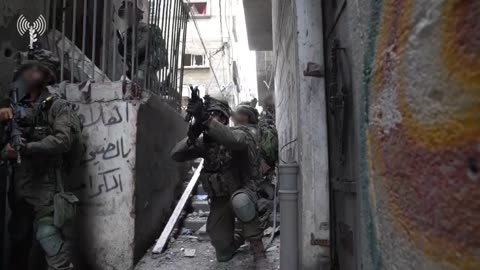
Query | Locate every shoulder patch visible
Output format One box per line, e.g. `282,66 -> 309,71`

40,95 -> 59,111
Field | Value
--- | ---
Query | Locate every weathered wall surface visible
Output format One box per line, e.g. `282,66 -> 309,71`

347,0 -> 480,269
66,81 -> 139,270
273,0 -> 330,269
64,82 -> 187,270
134,94 -> 189,263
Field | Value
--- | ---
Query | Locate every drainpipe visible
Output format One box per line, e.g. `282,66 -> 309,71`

279,163 -> 299,270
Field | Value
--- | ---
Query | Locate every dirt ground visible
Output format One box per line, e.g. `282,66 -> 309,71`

135,236 -> 280,270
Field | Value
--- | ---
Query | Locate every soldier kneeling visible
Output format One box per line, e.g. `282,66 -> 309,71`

171,94 -> 270,270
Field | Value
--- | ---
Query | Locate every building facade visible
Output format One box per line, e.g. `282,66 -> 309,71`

245,0 -> 480,269
244,0 -> 331,269
181,0 -> 258,108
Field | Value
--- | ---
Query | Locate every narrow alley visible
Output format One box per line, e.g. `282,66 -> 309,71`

0,0 -> 478,270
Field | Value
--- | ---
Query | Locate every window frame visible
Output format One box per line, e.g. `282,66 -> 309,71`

184,0 -> 211,18
183,53 -> 209,69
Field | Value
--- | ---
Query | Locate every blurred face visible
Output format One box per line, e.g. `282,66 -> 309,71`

233,112 -> 249,126
122,4 -> 142,26
21,67 -> 46,91
265,95 -> 274,111
211,111 -> 229,125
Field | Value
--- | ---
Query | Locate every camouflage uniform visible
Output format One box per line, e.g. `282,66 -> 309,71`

259,108 -> 275,128
6,89 -> 82,270
171,117 -> 264,261
118,22 -> 168,78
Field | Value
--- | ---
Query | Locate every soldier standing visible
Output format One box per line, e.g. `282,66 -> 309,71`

0,52 -> 82,270
117,1 -> 168,82
171,95 -> 270,269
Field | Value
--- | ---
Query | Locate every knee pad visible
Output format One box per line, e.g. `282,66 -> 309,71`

231,191 -> 256,223
36,222 -> 64,256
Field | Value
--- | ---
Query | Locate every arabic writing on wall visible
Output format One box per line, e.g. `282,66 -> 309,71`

72,101 -> 134,200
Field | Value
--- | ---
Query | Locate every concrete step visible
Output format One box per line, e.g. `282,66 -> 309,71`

196,184 -> 208,196
192,198 -> 210,212
183,216 -> 208,231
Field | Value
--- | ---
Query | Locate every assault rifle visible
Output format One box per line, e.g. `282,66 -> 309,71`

7,79 -> 26,164
185,86 -> 203,146
184,85 -> 201,123
185,86 -> 211,146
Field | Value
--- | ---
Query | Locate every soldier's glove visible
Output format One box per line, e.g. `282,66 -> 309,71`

1,139 -> 26,161
187,122 -> 205,144
187,98 -> 209,122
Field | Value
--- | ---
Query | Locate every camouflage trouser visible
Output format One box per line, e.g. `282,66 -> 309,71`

206,195 -> 264,261
8,163 -> 74,270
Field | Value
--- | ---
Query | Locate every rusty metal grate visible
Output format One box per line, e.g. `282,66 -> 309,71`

42,0 -> 188,111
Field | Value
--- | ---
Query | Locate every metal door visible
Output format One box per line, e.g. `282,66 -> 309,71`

322,1 -> 358,269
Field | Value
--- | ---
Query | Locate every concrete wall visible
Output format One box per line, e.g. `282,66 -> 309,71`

346,0 -> 480,269
256,51 -> 274,107
65,81 -> 138,270
242,0 -> 272,51
64,81 -> 187,269
273,0 -> 330,269
134,94 -> 189,263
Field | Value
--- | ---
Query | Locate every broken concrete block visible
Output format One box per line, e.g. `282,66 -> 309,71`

183,249 -> 196,257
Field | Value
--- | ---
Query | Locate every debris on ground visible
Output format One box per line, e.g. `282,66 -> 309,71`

135,237 -> 280,270
184,249 -> 196,257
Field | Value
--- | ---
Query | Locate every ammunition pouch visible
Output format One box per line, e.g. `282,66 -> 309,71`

200,172 -> 229,197
31,125 -> 51,141
53,192 -> 79,228
53,169 -> 79,228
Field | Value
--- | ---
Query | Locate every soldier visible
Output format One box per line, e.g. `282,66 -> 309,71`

0,52 -> 82,270
117,1 -> 168,82
260,93 -> 275,127
258,93 -> 278,195
171,96 -> 270,269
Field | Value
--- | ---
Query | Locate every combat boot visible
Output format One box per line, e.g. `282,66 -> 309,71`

233,233 -> 245,250
250,239 -> 271,270
216,233 -> 246,262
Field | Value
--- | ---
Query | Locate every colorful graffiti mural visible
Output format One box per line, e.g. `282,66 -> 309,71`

363,0 -> 480,269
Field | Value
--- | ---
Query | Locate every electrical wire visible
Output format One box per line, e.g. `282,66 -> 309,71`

266,0 -> 288,91
279,138 -> 298,164
185,0 -> 222,91
221,0 -> 232,43
219,0 -> 224,43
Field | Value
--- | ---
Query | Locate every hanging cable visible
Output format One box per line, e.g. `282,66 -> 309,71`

266,0 -> 288,91
185,0 -> 222,91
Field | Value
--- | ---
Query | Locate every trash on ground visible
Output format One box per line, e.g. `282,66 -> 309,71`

183,248 -> 196,257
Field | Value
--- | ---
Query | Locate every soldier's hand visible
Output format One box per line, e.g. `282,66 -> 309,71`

187,98 -> 204,119
0,108 -> 13,122
1,144 -> 18,160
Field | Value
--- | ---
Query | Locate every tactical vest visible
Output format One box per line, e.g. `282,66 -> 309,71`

201,140 -> 236,197
200,125 -> 261,197
232,125 -> 262,191
17,95 -> 57,143
17,94 -> 83,171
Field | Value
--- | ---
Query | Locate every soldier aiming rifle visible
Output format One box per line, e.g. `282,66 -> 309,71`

172,91 -> 271,270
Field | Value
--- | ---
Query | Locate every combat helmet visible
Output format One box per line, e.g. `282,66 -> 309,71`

236,101 -> 259,124
13,49 -> 59,86
204,93 -> 231,119
118,1 -> 144,20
